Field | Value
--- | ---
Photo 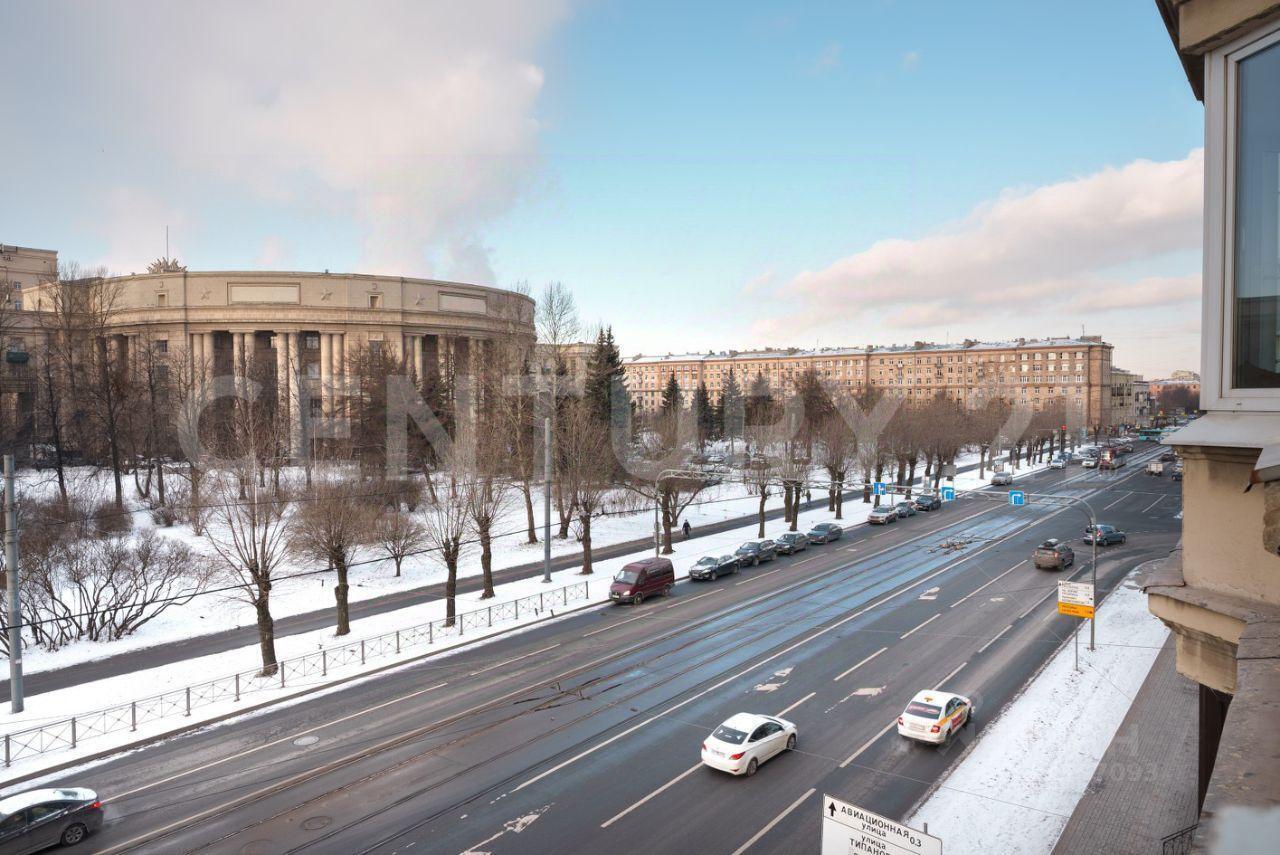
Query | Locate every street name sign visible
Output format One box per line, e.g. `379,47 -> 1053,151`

940,486 -> 955,502
822,794 -> 942,855
1057,580 -> 1095,619
1008,490 -> 1026,506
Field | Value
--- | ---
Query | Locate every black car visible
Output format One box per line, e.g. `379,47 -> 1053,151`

735,539 -> 777,565
689,553 -> 740,581
1160,451 -> 1177,462
807,522 -> 843,544
1083,524 -> 1127,546
774,532 -> 809,554
1172,466 -> 1183,482
912,494 -> 942,511
894,501 -> 917,518
0,787 -> 103,852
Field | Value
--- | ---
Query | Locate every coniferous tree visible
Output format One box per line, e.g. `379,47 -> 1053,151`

745,371 -> 776,427
660,373 -> 683,417
720,368 -> 744,449
693,381 -> 714,450
584,325 -> 628,424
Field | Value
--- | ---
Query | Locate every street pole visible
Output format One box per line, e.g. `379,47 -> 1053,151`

1090,520 -> 1098,652
5,455 -> 23,713
542,417 -> 552,583
653,477 -> 661,558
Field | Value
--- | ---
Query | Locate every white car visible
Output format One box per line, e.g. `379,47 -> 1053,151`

1081,457 -> 1098,469
897,690 -> 974,745
701,713 -> 797,776
1050,454 -> 1072,469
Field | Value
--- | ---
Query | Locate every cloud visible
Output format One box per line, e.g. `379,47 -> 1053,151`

255,235 -> 294,268
902,50 -> 921,70
84,187 -> 190,275
22,0 -> 569,280
757,149 -> 1204,337
810,43 -> 843,74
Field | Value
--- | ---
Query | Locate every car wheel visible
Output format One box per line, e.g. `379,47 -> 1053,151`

753,556 -> 760,566
786,733 -> 797,750
663,584 -> 673,597
710,571 -> 717,581
61,824 -> 88,846
634,593 -> 644,605
745,757 -> 758,777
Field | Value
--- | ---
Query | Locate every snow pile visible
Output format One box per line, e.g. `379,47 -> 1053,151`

907,574 -> 1169,854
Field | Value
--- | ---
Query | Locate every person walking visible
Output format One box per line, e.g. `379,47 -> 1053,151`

682,519 -> 692,539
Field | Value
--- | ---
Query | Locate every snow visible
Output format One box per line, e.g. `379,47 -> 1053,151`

906,572 -> 1170,854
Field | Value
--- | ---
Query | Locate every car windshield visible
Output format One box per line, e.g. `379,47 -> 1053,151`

712,725 -> 748,745
1038,541 -> 1058,549
694,558 -> 715,567
614,570 -> 640,584
738,543 -> 757,551
905,701 -> 942,718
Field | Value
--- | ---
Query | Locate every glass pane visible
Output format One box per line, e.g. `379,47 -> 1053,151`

1233,40 -> 1280,388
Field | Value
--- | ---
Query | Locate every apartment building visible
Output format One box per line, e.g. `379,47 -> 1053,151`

624,336 -> 1115,427
1109,366 -> 1143,428
1146,1 -> 1280,848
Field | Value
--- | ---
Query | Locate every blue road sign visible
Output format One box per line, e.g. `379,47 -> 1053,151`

940,485 -> 956,502
1009,490 -> 1026,507
873,482 -> 887,496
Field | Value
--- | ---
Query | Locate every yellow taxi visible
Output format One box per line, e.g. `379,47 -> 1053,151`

897,690 -> 974,745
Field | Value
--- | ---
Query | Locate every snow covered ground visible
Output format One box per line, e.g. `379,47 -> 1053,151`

906,571 -> 1170,854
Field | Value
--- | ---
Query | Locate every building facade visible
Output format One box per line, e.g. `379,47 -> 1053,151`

1109,366 -> 1142,427
1148,1 -> 1280,847
624,336 -> 1115,427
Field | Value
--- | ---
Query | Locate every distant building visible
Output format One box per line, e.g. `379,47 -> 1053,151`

534,341 -> 594,388
1108,366 -> 1143,428
1133,378 -> 1152,426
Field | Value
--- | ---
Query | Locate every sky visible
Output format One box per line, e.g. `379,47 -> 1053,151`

0,1 -> 1205,378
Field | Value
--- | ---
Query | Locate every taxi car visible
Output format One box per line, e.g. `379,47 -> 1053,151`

897,691 -> 974,745
701,713 -> 797,776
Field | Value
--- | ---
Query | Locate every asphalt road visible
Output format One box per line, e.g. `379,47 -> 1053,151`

0,456 -> 990,702
46,445 -> 1179,855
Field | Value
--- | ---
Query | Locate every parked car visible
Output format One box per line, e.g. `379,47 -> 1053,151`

1033,539 -> 1075,570
705,453 -> 725,465
0,787 -> 103,851
894,501 -> 917,518
807,522 -> 844,543
700,713 -> 797,776
609,557 -> 675,604
735,539 -> 777,565
774,532 -> 809,555
991,471 -> 1013,486
897,691 -> 974,746
689,554 -> 740,581
1084,524 -> 1127,546
1172,465 -> 1183,482
867,505 -> 898,525
912,494 -> 942,512
1159,451 -> 1177,462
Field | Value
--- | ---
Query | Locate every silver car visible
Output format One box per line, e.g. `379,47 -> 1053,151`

867,505 -> 898,524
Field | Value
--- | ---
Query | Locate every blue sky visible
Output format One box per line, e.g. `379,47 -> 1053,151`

0,1 -> 1204,377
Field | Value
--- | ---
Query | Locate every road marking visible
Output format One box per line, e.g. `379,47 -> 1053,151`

934,660 -> 968,688
582,612 -> 649,638
730,787 -> 815,855
918,586 -> 940,601
468,644 -> 560,676
735,565 -> 791,586
794,555 -> 819,564
599,763 -> 702,829
1017,589 -> 1056,621
661,588 -> 723,610
839,720 -> 897,768
1142,495 -> 1165,513
900,613 -> 940,639
776,692 -> 816,717
834,647 -> 888,682
950,560 -> 1026,608
978,624 -> 1013,653
1103,492 -> 1131,510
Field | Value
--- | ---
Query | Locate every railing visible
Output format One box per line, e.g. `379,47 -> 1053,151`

2,579 -> 590,768
1161,823 -> 1198,855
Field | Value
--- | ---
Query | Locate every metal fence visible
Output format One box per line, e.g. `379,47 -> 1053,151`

1161,823 -> 1198,855
2,580 -> 590,768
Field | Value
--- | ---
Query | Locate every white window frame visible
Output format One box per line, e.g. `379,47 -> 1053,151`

1203,19 -> 1280,411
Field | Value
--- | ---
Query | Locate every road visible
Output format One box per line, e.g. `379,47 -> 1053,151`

50,446 -> 1179,855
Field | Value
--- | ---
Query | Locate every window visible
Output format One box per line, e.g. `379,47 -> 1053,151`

154,339 -> 169,354
156,292 -> 168,307
369,293 -> 382,309
306,334 -> 320,350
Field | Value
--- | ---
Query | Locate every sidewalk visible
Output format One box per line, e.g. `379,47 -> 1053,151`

1051,638 -> 1201,855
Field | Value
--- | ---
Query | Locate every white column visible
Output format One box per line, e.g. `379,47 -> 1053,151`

232,332 -> 245,386
287,332 -> 303,455
320,332 -> 333,417
275,332 -> 290,456
412,335 -> 425,384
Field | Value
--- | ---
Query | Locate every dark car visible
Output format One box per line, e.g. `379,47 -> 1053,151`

735,539 -> 777,565
609,557 -> 675,605
1172,465 -> 1183,482
1160,451 -> 1177,462
1083,524 -> 1127,546
912,494 -> 942,512
807,522 -> 844,543
1033,539 -> 1075,570
894,501 -> 917,518
1120,442 -> 1134,453
689,553 -> 740,581
0,787 -> 103,852
774,532 -> 809,554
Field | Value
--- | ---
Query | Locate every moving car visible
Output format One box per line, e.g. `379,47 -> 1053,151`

609,557 -> 675,605
867,505 -> 898,525
689,554 -> 740,581
0,787 -> 103,851
1172,465 -> 1183,482
1146,461 -> 1164,476
1160,451 -> 1177,463
912,494 -> 942,512
894,501 -> 917,518
991,471 -> 1013,486
1081,456 -> 1099,469
1084,524 -> 1127,546
807,522 -> 844,543
1033,538 -> 1075,570
897,691 -> 974,745
701,713 -> 797,776
1050,455 -> 1071,469
774,532 -> 809,555
735,539 -> 777,565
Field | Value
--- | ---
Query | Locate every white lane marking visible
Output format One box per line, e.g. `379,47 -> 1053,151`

1142,495 -> 1165,514
1017,589 -> 1056,621
839,720 -> 897,768
794,555 -> 819,564
730,787 -> 815,855
103,681 -> 450,803
599,763 -> 702,829
918,587 -> 940,601
776,692 -> 816,717
934,660 -> 968,689
461,804 -> 552,854
754,682 -> 783,693
950,560 -> 1027,608
661,588 -> 724,610
468,644 -> 560,677
582,612 -> 649,638
833,647 -> 888,682
735,565 -> 789,586
978,624 -> 1013,654
1103,491 -> 1131,510
900,613 -> 941,639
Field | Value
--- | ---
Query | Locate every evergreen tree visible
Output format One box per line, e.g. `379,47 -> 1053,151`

745,371 -> 776,426
584,325 -> 627,424
693,381 -> 714,450
720,369 -> 744,445
660,373 -> 683,417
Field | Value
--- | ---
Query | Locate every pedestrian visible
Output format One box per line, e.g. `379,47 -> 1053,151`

682,519 -> 691,539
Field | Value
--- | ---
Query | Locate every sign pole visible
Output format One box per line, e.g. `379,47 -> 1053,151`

5,455 -> 23,713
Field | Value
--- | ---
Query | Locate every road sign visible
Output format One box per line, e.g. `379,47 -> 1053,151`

873,482 -> 888,496
1058,580 -> 1095,618
822,794 -> 942,855
1008,490 -> 1026,506
940,485 -> 955,502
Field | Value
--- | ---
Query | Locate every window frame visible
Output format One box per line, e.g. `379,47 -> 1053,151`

1203,20 -> 1280,410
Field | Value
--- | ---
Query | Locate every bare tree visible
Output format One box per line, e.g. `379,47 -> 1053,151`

559,400 -> 612,574
467,401 -> 514,597
290,471 -> 378,636
373,506 -> 427,578
816,408 -> 855,519
422,445 -> 474,626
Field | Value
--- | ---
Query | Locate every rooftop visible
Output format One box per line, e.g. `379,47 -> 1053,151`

625,336 -> 1110,364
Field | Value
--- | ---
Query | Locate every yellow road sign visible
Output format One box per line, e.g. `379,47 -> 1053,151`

1058,601 -> 1095,619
